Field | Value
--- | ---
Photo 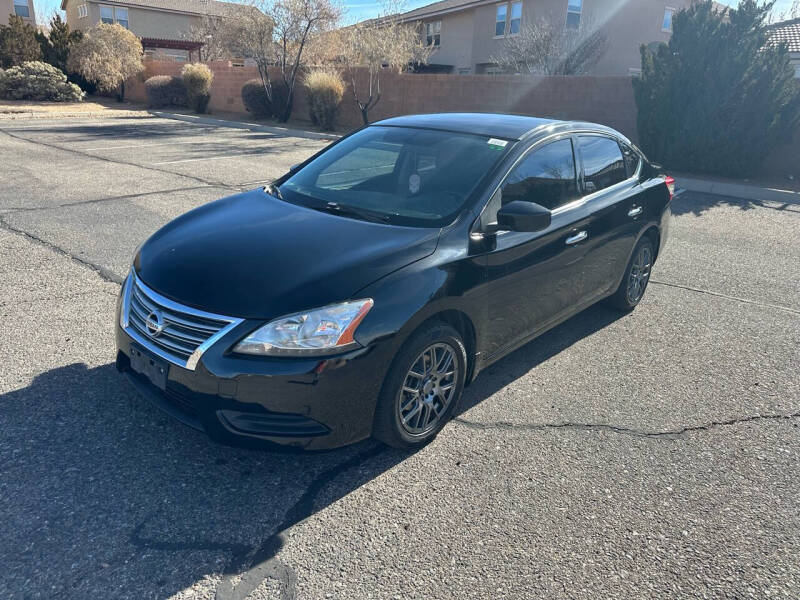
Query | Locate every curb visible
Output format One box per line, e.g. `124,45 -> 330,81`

149,111 -> 341,141
676,175 -> 800,205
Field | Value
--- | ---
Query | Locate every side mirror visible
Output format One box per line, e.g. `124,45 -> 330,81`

496,201 -> 551,233
289,163 -> 301,173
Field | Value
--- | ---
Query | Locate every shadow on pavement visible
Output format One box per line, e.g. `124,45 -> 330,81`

672,190 -> 800,217
0,303 -> 623,599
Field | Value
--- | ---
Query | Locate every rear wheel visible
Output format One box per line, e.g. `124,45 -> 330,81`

373,323 -> 467,449
607,237 -> 654,311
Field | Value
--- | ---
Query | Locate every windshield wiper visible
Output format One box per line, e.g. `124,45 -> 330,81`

264,183 -> 282,200
311,201 -> 393,224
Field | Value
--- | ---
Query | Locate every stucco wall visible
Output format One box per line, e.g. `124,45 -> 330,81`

413,0 -> 692,76
1,0 -> 36,26
65,0 -> 199,38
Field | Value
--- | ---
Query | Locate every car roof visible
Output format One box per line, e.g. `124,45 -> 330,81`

373,113 -> 561,140
372,113 -> 633,146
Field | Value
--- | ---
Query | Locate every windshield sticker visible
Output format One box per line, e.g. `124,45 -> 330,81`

409,173 -> 421,194
487,138 -> 508,149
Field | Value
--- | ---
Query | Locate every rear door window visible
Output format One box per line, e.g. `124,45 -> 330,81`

577,136 -> 627,193
500,138 -> 579,211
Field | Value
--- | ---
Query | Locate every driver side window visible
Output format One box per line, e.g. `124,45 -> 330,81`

501,138 -> 579,211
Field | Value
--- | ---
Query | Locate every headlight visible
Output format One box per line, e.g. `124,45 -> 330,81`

233,299 -> 374,356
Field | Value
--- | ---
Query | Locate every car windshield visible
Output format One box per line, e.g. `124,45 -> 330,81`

278,126 -> 512,227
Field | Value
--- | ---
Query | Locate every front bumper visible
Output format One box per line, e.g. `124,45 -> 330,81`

115,319 -> 397,450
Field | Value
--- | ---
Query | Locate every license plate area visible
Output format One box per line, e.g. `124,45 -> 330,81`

130,344 -> 168,391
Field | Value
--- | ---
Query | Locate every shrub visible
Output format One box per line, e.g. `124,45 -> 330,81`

0,61 -> 83,101
633,0 -> 800,177
242,78 -> 271,118
181,62 -> 213,114
66,23 -> 143,101
241,78 -> 290,119
145,75 -> 187,108
304,69 -> 345,130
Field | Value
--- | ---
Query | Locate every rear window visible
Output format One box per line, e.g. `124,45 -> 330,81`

577,136 -> 627,193
279,126 -> 511,227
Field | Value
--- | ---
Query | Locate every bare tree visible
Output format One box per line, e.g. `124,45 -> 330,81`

491,18 -> 608,76
270,0 -> 342,121
343,2 -> 431,125
223,2 -> 276,103
66,23 -> 143,100
185,13 -> 237,62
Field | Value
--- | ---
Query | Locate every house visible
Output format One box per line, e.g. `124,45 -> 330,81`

768,17 -> 800,79
1,0 -> 37,27
393,0 -> 718,75
60,0 -> 249,62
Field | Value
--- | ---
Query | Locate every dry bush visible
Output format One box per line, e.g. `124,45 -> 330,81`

145,75 -> 187,108
0,61 -> 83,101
181,63 -> 213,113
304,68 -> 344,130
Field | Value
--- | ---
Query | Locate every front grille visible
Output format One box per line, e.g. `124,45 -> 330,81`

122,274 -> 243,370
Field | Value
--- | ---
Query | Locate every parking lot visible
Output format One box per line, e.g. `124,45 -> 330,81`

1,114 -> 799,600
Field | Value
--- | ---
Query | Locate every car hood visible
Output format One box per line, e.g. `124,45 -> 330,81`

134,189 -> 439,319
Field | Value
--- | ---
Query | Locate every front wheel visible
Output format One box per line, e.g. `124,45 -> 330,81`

607,237 -> 654,311
372,323 -> 467,449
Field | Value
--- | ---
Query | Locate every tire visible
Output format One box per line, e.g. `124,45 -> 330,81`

606,236 -> 655,311
372,323 -> 467,449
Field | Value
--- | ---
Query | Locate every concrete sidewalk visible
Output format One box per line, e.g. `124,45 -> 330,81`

676,174 -> 800,205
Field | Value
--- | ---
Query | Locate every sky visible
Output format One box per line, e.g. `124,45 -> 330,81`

31,0 -> 798,28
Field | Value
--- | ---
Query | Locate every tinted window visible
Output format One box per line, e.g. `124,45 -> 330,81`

620,142 -> 641,177
501,139 -> 579,211
578,136 -> 627,192
280,126 -> 510,227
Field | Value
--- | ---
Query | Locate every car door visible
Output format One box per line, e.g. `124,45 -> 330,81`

572,135 -> 644,299
475,137 -> 595,359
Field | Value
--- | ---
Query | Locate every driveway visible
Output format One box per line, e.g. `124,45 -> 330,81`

1,115 -> 798,600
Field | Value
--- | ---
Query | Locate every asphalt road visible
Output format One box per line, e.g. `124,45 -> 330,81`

1,115 -> 799,600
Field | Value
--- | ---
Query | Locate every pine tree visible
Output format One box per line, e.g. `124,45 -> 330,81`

40,15 -> 83,74
0,15 -> 43,69
633,0 -> 800,177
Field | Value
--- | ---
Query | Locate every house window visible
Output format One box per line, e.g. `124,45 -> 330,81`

509,2 -> 522,35
426,21 -> 441,47
100,5 -> 114,23
13,0 -> 30,18
566,0 -> 581,30
662,7 -> 675,32
77,4 -> 88,18
115,7 -> 129,28
495,4 -> 507,37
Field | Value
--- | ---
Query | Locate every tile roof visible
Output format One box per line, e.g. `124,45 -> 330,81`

62,0 -> 253,18
769,18 -> 800,54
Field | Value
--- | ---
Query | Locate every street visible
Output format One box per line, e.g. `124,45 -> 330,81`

1,114 -> 799,599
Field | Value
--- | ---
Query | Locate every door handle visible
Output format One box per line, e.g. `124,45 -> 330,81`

628,206 -> 643,217
565,231 -> 588,245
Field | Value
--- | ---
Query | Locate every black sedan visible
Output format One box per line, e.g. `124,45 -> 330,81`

115,113 -> 673,450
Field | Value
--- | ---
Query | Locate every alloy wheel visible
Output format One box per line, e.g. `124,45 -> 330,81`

627,245 -> 652,304
397,343 -> 459,436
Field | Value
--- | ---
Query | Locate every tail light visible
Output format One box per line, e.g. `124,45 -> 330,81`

664,176 -> 675,199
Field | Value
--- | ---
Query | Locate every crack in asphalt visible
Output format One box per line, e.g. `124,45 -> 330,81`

650,280 -> 800,315
126,444 -> 387,600
0,127 -> 242,193
0,214 -> 123,285
214,444 -> 388,600
0,184 -> 223,213
453,411 -> 800,438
